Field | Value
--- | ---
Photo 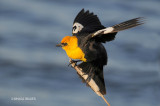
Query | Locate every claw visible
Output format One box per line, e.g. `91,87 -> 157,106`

68,60 -> 76,67
68,59 -> 82,67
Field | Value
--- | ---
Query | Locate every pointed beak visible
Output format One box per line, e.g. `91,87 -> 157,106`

56,43 -> 62,47
56,43 -> 67,47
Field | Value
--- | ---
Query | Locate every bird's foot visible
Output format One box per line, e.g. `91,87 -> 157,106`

68,60 -> 82,67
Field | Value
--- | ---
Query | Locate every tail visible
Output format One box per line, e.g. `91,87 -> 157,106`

69,59 -> 110,105
77,62 -> 111,106
78,61 -> 106,95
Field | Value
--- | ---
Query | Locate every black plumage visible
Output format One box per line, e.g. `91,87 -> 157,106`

73,9 -> 105,34
72,9 -> 144,95
56,9 -> 144,105
73,9 -> 108,95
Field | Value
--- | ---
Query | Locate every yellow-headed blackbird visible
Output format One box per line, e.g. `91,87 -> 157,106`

56,9 -> 144,105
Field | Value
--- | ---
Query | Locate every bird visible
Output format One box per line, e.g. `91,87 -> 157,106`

56,9 -> 144,106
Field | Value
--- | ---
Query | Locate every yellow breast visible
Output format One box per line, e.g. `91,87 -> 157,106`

62,36 -> 87,62
66,47 -> 86,62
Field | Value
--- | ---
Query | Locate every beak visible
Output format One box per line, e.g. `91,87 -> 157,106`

56,43 -> 67,47
56,43 -> 62,47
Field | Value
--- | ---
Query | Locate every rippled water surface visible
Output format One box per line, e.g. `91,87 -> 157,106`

0,0 -> 160,106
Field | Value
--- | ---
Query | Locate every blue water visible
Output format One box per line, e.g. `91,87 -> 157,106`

0,0 -> 160,106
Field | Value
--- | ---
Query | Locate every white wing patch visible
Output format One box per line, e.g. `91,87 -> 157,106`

72,22 -> 84,34
92,27 -> 114,37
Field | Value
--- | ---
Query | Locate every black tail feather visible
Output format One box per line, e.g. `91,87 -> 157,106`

78,61 -> 106,95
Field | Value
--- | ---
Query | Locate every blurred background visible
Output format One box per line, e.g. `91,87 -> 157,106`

0,0 -> 160,106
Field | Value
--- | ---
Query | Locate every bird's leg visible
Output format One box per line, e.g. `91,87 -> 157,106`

68,59 -> 82,67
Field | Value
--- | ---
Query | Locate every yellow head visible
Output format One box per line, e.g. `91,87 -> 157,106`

56,36 -> 86,61
56,36 -> 78,51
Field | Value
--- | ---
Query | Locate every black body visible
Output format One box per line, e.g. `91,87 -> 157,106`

72,9 -> 117,95
72,9 -> 144,95
78,35 -> 108,94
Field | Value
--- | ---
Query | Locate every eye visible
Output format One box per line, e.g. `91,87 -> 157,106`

62,43 -> 67,46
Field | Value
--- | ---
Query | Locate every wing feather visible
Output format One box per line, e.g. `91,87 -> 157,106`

72,9 -> 104,35
91,17 -> 145,43
92,17 -> 145,37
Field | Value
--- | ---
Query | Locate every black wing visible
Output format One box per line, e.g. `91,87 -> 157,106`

72,9 -> 105,36
92,17 -> 145,43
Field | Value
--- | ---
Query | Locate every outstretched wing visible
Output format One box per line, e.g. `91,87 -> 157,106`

92,17 -> 145,43
72,9 -> 105,35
